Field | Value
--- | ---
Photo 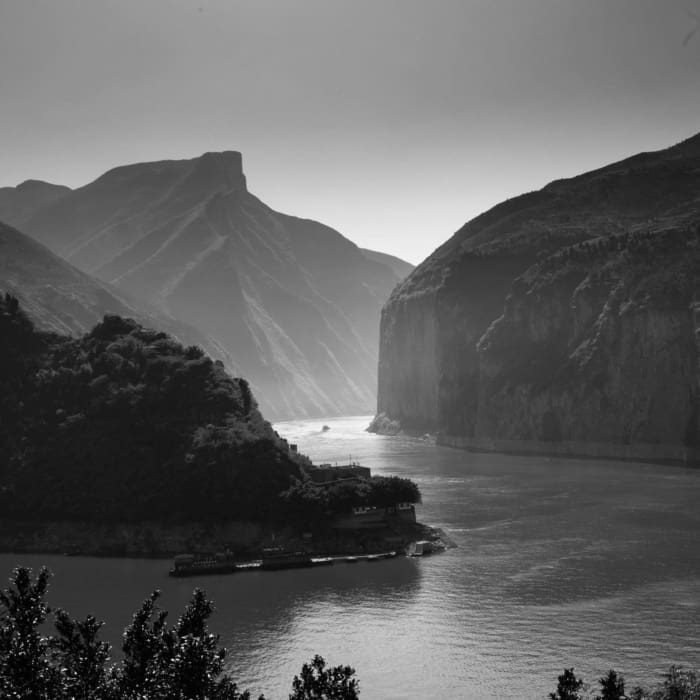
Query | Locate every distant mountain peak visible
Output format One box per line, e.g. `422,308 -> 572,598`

87,150 -> 248,200
15,178 -> 71,192
1,150 -> 405,420
198,149 -> 244,166
188,150 -> 247,192
0,180 -> 71,230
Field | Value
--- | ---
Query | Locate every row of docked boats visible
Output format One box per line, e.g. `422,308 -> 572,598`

168,547 -> 402,577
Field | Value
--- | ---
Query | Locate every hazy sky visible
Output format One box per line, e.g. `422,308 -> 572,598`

1,0 -> 699,264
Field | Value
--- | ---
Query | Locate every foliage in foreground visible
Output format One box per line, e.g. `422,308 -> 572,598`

549,666 -> 700,700
3,567 -> 698,699
0,567 -> 359,699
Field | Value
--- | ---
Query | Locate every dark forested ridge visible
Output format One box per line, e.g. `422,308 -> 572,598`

0,294 -> 303,523
374,132 -> 700,464
0,294 -> 421,540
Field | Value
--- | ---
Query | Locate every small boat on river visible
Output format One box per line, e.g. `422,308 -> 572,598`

408,540 -> 434,557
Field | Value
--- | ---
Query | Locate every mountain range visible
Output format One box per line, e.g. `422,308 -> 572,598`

372,132 -> 700,464
0,153 -> 412,420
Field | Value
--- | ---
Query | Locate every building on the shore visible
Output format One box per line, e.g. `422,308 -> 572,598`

302,462 -> 416,529
305,462 -> 371,484
332,502 -> 416,529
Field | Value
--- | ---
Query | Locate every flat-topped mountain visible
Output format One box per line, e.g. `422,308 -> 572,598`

0,153 -> 408,419
373,133 -> 700,464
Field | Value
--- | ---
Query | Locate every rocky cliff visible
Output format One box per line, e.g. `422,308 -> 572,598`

0,153 -> 406,420
372,134 -> 700,464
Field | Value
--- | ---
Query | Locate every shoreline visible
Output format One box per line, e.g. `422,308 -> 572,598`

368,414 -> 700,468
0,519 -> 450,561
436,434 -> 700,468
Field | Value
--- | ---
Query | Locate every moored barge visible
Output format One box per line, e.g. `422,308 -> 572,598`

261,546 -> 313,570
169,552 -> 241,577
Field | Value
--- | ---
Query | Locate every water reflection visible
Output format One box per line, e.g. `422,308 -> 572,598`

220,558 -> 421,698
0,552 -> 422,700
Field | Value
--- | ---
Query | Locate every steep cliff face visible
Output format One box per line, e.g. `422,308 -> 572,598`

476,227 -> 699,452
2,153 -> 407,420
374,133 -> 700,463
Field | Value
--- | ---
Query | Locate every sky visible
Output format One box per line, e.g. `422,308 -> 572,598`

1,0 -> 699,265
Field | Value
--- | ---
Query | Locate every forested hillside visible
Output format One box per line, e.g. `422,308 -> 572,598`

0,294 -> 302,523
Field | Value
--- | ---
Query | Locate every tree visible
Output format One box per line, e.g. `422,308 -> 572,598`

596,669 -> 625,700
109,588 -> 256,699
4,293 -> 19,316
160,588 -> 254,700
0,567 -> 60,700
366,475 -> 421,508
1,567 -> 369,700
109,590 -> 168,696
550,668 -> 585,700
657,665 -> 700,700
289,655 -> 359,700
51,609 -> 110,699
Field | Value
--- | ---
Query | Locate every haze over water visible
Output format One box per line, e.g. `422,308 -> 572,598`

3,416 -> 700,698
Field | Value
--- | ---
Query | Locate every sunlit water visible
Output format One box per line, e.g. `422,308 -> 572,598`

2,416 -> 700,698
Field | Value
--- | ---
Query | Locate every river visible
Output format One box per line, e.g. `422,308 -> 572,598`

2,416 -> 700,698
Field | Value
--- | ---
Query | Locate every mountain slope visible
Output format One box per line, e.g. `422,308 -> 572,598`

361,248 -> 414,279
373,133 -> 700,464
0,220 -> 238,370
0,179 -> 71,229
10,153 -> 405,419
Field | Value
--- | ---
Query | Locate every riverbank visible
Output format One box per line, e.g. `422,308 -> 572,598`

436,434 -> 700,468
0,518 -> 450,560
367,413 -> 700,467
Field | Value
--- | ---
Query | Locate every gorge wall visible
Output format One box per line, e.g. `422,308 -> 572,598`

373,134 -> 700,464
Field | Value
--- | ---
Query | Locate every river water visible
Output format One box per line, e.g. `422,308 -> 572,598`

2,416 -> 700,698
